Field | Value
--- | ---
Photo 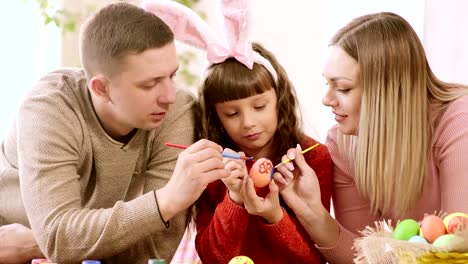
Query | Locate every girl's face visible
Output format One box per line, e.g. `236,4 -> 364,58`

322,46 -> 362,135
215,89 -> 278,158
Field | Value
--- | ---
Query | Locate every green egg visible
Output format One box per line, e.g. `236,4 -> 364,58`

393,219 -> 420,240
432,234 -> 455,248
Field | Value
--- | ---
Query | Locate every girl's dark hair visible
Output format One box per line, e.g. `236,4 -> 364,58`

197,42 -> 303,163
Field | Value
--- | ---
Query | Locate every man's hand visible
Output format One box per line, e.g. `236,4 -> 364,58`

0,223 -> 44,264
157,139 -> 230,221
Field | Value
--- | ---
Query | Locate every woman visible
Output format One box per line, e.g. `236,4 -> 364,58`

276,12 -> 468,263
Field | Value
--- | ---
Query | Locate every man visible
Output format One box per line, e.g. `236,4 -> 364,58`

0,3 -> 228,263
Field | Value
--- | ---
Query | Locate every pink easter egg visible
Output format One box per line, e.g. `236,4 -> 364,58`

249,158 -> 273,188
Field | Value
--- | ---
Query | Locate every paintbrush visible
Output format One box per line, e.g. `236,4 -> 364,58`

273,143 -> 320,168
164,142 -> 254,161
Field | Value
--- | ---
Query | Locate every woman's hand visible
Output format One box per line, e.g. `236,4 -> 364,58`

275,144 -> 322,214
274,144 -> 339,247
240,175 -> 283,224
222,149 -> 248,205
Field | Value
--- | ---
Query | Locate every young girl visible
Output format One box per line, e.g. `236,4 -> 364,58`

195,42 -> 333,264
144,1 -> 332,263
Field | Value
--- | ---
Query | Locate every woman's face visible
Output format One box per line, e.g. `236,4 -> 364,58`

322,46 -> 362,135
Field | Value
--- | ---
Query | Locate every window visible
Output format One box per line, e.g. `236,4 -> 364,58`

0,1 -> 60,138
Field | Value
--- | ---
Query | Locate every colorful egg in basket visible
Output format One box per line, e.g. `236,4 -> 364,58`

354,212 -> 468,264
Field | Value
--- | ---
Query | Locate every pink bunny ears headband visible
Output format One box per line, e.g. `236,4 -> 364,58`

142,0 -> 278,84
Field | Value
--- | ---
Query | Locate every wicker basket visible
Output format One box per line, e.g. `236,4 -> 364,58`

398,251 -> 468,264
354,220 -> 468,264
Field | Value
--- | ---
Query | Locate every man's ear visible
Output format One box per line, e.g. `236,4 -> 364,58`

89,74 -> 111,101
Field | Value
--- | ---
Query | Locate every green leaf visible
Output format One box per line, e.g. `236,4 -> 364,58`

38,0 -> 49,9
43,14 -> 52,24
52,17 -> 60,27
63,21 -> 76,32
175,0 -> 191,7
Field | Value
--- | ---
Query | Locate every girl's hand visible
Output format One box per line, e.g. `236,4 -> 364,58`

240,175 -> 283,224
222,149 -> 248,205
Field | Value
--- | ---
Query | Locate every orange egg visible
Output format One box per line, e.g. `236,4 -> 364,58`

249,158 -> 273,188
420,215 -> 446,243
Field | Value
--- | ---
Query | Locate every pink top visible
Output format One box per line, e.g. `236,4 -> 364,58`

318,95 -> 468,263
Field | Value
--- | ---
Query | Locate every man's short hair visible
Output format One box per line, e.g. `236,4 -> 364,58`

79,2 -> 174,78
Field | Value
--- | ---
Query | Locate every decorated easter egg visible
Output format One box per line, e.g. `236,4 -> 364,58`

393,219 -> 420,240
408,235 -> 428,244
228,256 -> 254,264
420,214 -> 446,243
249,158 -> 273,188
432,234 -> 456,248
447,216 -> 468,233
443,212 -> 468,233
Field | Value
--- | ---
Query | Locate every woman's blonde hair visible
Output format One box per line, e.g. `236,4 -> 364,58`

332,12 -> 468,215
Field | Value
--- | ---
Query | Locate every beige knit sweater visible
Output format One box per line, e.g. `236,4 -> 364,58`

0,68 -> 196,264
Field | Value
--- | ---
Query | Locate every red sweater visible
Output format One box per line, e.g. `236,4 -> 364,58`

195,136 -> 333,264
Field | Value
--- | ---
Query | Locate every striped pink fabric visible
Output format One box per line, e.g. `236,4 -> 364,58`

171,222 -> 202,264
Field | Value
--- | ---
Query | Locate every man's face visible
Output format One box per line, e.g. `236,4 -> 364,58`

105,42 -> 179,136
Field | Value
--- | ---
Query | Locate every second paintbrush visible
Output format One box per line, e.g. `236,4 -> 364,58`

274,143 -> 320,168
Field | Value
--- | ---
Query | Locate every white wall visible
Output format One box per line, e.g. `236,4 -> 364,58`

424,0 -> 468,84
249,1 -> 328,141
